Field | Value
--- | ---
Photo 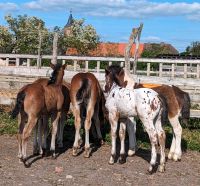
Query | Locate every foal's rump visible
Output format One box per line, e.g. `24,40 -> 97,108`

11,83 -> 45,118
76,78 -> 91,104
172,85 -> 191,123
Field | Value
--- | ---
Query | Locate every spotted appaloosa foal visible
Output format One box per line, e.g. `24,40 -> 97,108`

104,67 -> 167,173
107,65 -> 190,161
70,72 -> 104,158
11,63 -> 66,166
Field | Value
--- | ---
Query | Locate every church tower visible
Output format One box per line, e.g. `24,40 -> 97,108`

64,10 -> 73,36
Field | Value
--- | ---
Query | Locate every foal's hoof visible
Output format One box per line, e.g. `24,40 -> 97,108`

50,150 -> 56,159
118,154 -> 126,164
108,155 -> 115,165
42,149 -> 48,157
24,161 -> 31,168
72,147 -> 78,156
167,152 -> 174,160
172,153 -> 181,162
84,148 -> 90,158
128,149 -> 136,157
100,139 -> 105,145
147,165 -> 155,174
158,165 -> 165,173
78,139 -> 83,148
33,149 -> 39,156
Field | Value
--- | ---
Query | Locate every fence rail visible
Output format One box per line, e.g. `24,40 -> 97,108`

0,54 -> 200,79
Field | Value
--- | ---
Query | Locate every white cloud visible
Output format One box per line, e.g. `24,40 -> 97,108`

142,36 -> 162,43
22,0 -> 200,20
0,2 -> 19,11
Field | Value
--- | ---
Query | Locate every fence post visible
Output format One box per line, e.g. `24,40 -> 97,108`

184,64 -> 187,79
159,63 -> 163,77
74,60 -> 77,71
27,59 -> 30,67
62,60 -> 65,65
147,63 -> 150,76
97,61 -> 100,74
109,61 -> 112,66
120,62 -> 124,67
51,32 -> 58,65
171,63 -> 175,79
197,64 -> 200,79
85,61 -> 88,72
16,58 -> 20,67
6,58 -> 9,66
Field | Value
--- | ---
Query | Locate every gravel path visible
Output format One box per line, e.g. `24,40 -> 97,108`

0,135 -> 200,186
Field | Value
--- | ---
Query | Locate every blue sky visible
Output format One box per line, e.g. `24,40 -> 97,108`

0,0 -> 200,52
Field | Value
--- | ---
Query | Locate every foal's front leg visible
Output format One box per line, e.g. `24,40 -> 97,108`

108,111 -> 119,165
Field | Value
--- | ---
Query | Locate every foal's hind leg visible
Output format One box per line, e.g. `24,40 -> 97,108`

141,119 -> 158,173
33,121 -> 39,155
57,112 -> 66,148
155,119 -> 166,173
93,105 -> 104,145
108,111 -> 119,165
119,120 -> 126,164
21,115 -> 38,162
17,112 -> 26,160
50,112 -> 61,158
73,104 -> 81,156
168,115 -> 182,161
84,101 -> 95,158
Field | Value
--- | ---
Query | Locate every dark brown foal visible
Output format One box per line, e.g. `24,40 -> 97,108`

11,63 -> 66,166
70,72 -> 104,158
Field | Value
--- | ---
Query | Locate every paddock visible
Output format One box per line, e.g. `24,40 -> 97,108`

0,54 -> 200,185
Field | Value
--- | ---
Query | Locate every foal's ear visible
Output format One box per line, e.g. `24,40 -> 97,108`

118,69 -> 124,77
105,68 -> 110,75
50,63 -> 56,70
62,64 -> 67,69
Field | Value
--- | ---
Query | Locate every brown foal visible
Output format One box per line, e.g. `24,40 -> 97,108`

11,63 -> 67,166
32,79 -> 70,155
70,72 -> 104,158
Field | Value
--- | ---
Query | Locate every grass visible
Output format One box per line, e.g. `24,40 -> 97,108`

0,108 -> 200,152
0,111 -> 18,135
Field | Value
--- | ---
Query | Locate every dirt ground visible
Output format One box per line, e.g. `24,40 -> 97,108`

0,135 -> 200,186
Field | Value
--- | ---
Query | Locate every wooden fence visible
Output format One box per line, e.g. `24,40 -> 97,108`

0,54 -> 200,79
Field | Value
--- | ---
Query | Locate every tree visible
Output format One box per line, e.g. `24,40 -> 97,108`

0,26 -> 13,53
141,43 -> 178,58
185,41 -> 200,55
64,19 -> 100,55
5,14 -> 50,54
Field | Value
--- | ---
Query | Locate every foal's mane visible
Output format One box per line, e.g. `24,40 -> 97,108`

48,63 -> 62,85
107,65 -> 123,86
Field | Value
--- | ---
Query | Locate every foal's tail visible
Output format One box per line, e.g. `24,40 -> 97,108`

10,91 -> 26,119
76,78 -> 90,103
158,95 -> 168,124
172,85 -> 191,124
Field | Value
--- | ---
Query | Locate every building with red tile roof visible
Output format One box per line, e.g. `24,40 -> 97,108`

66,42 -> 144,57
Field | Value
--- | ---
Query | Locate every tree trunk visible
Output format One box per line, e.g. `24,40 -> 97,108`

124,23 -> 143,75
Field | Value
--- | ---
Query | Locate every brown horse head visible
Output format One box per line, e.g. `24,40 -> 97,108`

48,63 -> 66,85
104,65 -> 125,92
